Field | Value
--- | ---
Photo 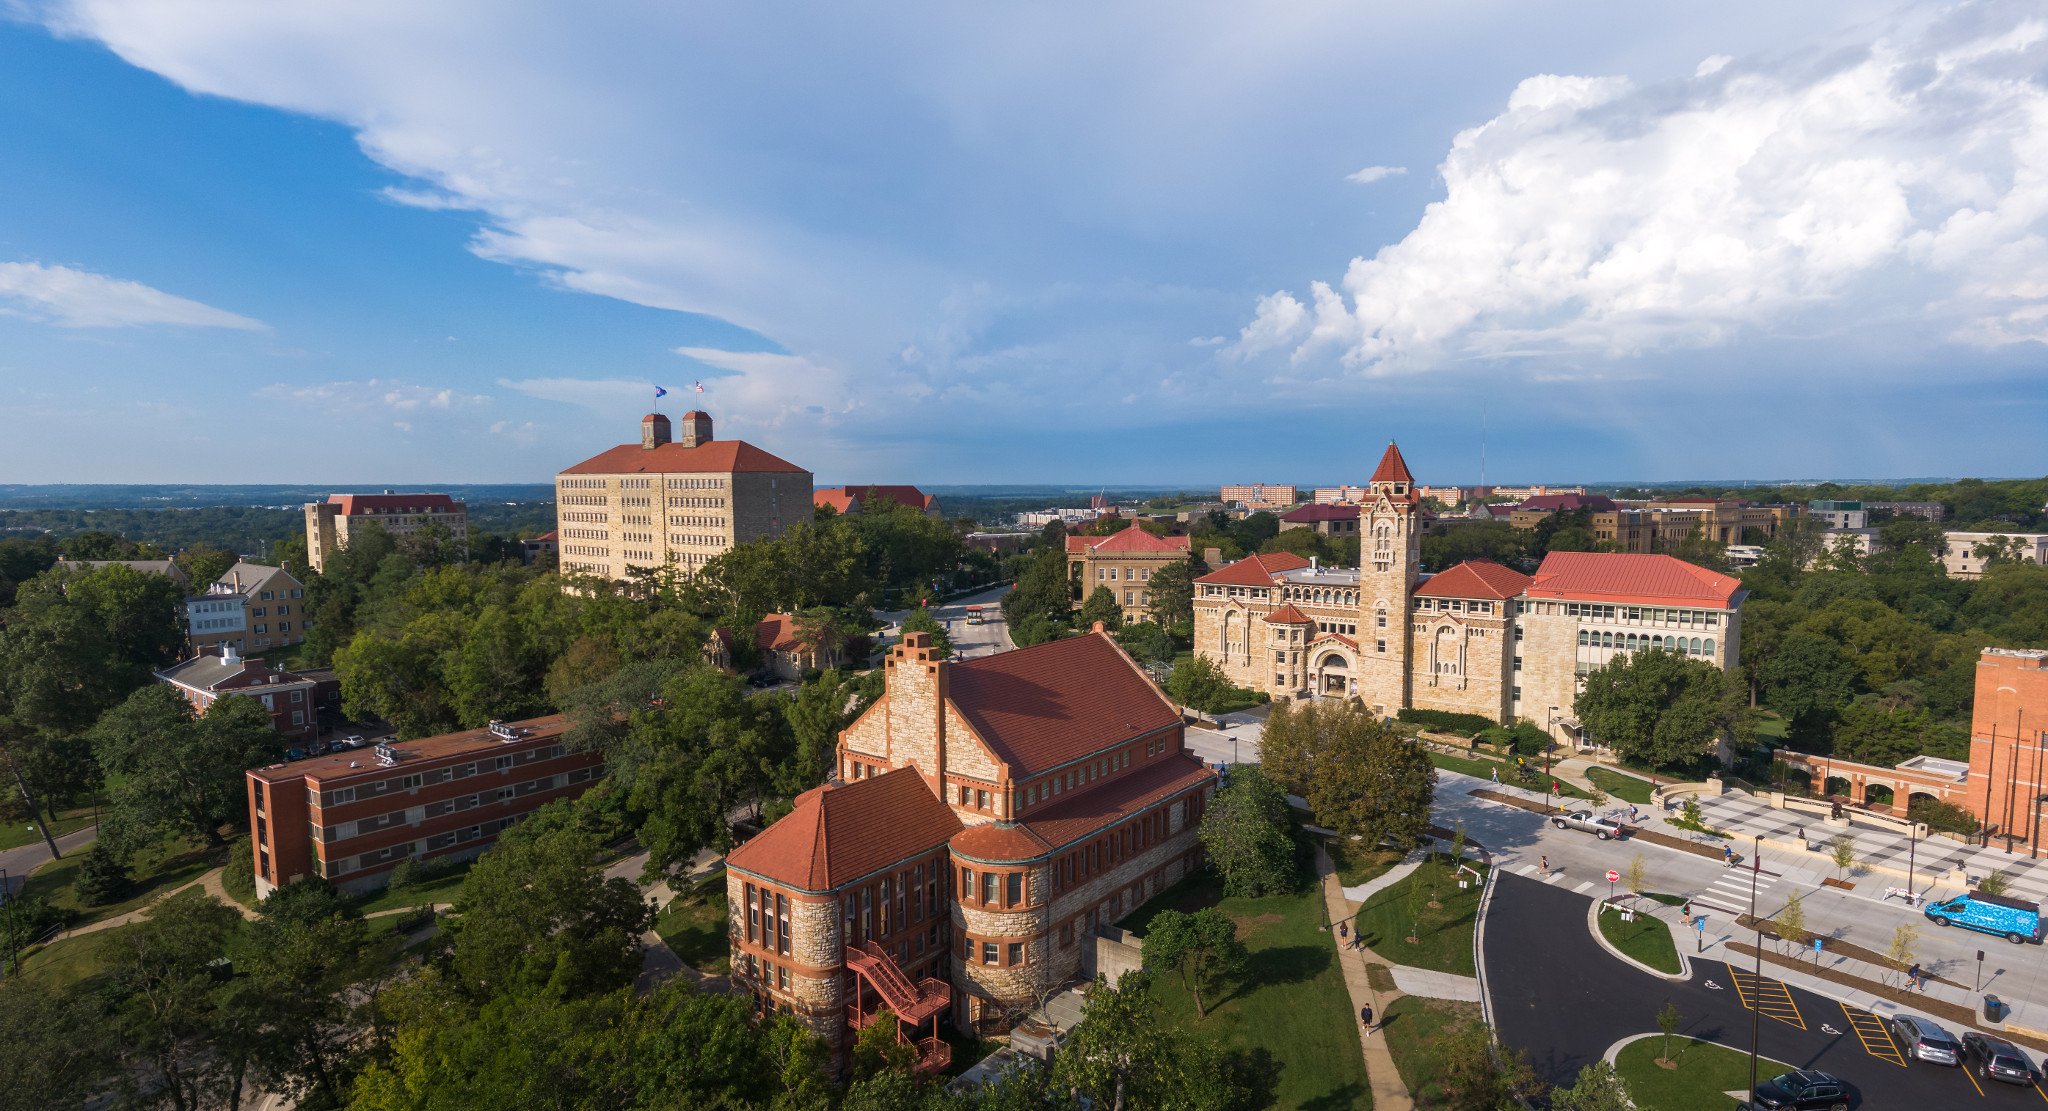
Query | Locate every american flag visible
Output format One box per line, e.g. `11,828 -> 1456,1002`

694,381 -> 705,393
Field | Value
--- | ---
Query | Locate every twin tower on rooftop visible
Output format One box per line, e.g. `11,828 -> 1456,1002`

641,411 -> 714,450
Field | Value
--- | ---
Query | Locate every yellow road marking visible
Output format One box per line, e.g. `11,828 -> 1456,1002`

1964,1062 -> 1987,1097
1724,962 -> 1805,1030
1838,1003 -> 1906,1067
2034,1079 -> 2048,1104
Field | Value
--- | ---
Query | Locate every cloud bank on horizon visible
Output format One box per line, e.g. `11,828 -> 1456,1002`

1234,13 -> 2048,372
4,0 -> 2046,483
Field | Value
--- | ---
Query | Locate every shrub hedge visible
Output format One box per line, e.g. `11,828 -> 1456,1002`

1396,708 -> 1498,736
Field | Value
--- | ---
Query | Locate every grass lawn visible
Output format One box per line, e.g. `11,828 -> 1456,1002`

23,833 -> 217,931
1586,767 -> 1656,805
1426,750 -> 1589,799
354,863 -> 472,915
1598,903 -> 1682,974
0,807 -> 96,853
1328,839 -> 1405,888
1353,855 -> 1488,976
1753,715 -> 1788,741
1118,871 -> 1373,1110
655,871 -> 731,974
1380,996 -> 1482,1108
1614,1036 -> 1791,1110
17,922 -> 135,989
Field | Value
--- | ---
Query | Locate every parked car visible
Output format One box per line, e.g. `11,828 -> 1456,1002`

1962,1031 -> 2037,1084
1744,1069 -> 1850,1110
1887,1014 -> 1962,1066
333,735 -> 366,750
1924,891 -> 2042,944
1550,811 -> 1624,840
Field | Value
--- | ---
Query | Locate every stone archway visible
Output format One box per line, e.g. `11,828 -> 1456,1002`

1825,776 -> 1851,799
1864,783 -> 1895,810
1316,652 -> 1350,695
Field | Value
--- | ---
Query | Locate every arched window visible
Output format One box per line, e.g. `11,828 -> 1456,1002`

1704,638 -> 1715,656
1602,631 -> 1613,648
1578,630 -> 1588,646
1376,609 -> 1387,628
1691,637 -> 1702,655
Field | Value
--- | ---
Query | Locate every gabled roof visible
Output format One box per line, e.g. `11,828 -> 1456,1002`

946,630 -> 1180,776
1413,560 -> 1532,600
950,820 -> 1053,864
1370,442 -> 1414,485
725,769 -> 963,892
1067,523 -> 1191,554
1527,552 -> 1744,608
814,485 -> 936,512
1020,754 -> 1215,852
1262,604 -> 1315,624
1281,504 -> 1360,523
158,654 -> 314,695
815,489 -> 861,514
325,493 -> 464,516
560,439 -> 808,475
1311,632 -> 1359,650
756,613 -> 804,652
1195,551 -> 1312,586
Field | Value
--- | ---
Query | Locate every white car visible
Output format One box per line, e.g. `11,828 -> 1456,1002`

1551,810 -> 1625,840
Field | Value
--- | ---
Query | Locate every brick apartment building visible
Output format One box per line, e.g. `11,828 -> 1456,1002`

1220,483 -> 1298,509
244,715 -> 603,896
555,412 -> 812,583
1196,443 -> 1745,742
1279,503 -> 1362,536
304,492 -> 469,573
157,645 -> 323,745
185,562 -> 309,657
1065,522 -> 1193,624
723,630 -> 1217,1070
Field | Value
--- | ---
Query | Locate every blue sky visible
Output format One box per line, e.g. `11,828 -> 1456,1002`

2,1 -> 2045,488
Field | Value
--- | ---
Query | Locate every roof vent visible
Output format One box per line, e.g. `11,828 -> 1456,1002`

488,720 -> 528,742
374,742 -> 398,766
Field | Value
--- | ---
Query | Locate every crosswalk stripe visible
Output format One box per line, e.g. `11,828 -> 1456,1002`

1545,872 -> 1563,884
1574,881 -> 1594,893
1515,864 -> 1537,876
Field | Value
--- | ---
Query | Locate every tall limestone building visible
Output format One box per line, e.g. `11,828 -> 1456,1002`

1195,442 -> 1746,741
553,411 -> 811,582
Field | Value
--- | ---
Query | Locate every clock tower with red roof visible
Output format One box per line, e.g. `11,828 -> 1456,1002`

1355,442 -> 1422,716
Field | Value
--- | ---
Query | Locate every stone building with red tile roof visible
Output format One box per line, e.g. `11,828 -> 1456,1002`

724,628 -> 1217,1067
1065,521 -> 1194,624
553,412 -> 811,584
1194,442 -> 1747,743
304,491 -> 469,574
814,485 -> 942,517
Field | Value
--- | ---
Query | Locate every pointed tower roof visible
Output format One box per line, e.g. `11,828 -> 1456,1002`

1370,441 -> 1414,485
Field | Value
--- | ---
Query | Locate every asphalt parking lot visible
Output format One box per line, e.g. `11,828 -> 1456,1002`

1482,871 -> 2047,1107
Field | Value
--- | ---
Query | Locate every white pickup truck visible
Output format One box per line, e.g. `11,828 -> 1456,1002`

1550,810 -> 1625,840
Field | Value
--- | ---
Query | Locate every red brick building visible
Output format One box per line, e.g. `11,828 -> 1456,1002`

157,646 -> 322,745
245,715 -> 604,896
1969,648 -> 2048,850
723,629 -> 1217,1071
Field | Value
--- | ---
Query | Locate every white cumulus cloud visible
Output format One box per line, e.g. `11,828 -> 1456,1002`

1344,165 -> 1407,184
1235,9 -> 2048,372
0,261 -> 263,329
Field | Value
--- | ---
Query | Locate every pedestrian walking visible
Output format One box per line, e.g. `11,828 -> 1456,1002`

1360,1004 -> 1374,1035
1491,768 -> 1500,786
1680,898 -> 1694,927
1628,804 -> 1639,824
1723,843 -> 1736,868
1338,921 -> 1348,941
1907,963 -> 1922,991
1539,855 -> 1550,877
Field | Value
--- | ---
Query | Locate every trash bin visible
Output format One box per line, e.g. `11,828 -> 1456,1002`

1985,994 -> 2005,1022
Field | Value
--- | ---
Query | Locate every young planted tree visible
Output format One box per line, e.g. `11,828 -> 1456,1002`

1655,998 -> 1681,1067
1623,854 -> 1650,936
1140,908 -> 1248,1019
1406,868 -> 1430,944
1551,1060 -> 1633,1111
1774,892 -> 1809,960
1830,834 -> 1856,883
1884,922 -> 1920,989
1981,869 -> 2012,897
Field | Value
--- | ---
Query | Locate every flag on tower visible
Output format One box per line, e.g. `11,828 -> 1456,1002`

694,381 -> 705,393
654,385 -> 668,398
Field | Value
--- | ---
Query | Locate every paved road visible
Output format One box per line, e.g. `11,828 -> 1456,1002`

874,583 -> 1015,660
1483,870 -> 2044,1107
0,825 -> 96,896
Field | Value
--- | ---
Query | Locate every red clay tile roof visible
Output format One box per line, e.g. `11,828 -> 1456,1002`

1262,603 -> 1315,624
1370,442 -> 1414,485
1071,523 -> 1191,554
1311,632 -> 1359,650
1517,494 -> 1616,513
560,439 -> 807,475
815,485 -> 936,512
326,493 -> 464,516
1413,560 -> 1533,600
946,631 -> 1180,776
534,530 -> 558,541
815,489 -> 861,514
1021,754 -> 1215,852
1195,551 -> 1311,586
725,769 -> 963,891
950,821 -> 1054,864
1281,504 -> 1360,523
756,613 -> 803,652
1527,552 -> 1744,608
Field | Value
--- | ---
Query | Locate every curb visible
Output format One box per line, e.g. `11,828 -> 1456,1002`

1475,863 -> 1501,1029
1586,896 -> 1692,982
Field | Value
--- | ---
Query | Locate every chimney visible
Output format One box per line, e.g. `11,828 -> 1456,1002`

677,411 -> 713,449
1204,547 -> 1223,567
885,632 -> 949,801
223,644 -> 240,664
641,413 -> 672,449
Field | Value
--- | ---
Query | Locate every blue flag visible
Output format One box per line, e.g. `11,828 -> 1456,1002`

654,385 -> 668,398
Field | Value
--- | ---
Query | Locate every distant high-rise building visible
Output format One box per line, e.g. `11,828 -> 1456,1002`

1221,483 -> 1298,509
554,411 -> 811,582
304,492 -> 468,573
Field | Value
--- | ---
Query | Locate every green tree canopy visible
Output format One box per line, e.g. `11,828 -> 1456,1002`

1304,707 -> 1437,852
1078,585 -> 1125,632
1197,764 -> 1296,897
1574,648 -> 1736,769
1139,908 -> 1249,1019
90,684 -> 282,851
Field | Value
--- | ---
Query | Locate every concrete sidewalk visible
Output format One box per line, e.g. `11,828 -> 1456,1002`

1315,843 -> 1415,1111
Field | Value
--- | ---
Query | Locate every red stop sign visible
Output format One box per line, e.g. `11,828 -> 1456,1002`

1606,870 -> 1620,883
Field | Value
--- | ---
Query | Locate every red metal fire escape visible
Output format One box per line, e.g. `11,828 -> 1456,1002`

844,941 -> 952,1073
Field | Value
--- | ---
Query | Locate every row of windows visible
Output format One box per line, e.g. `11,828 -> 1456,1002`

667,476 -> 727,489
1285,586 -> 1357,605
1580,631 -> 1716,656
1095,566 -> 1153,581
320,815 -> 519,876
314,745 -> 569,807
1417,597 -> 1495,615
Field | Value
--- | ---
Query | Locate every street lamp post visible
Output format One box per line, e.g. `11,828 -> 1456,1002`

1746,833 -> 1764,1107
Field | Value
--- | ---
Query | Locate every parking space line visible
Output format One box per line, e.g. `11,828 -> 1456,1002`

1964,1062 -> 1986,1097
2034,1080 -> 2048,1104
1837,1003 -> 1905,1067
1725,963 -> 1805,1030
